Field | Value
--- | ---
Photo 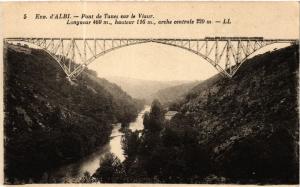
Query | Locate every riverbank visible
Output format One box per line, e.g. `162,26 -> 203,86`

48,105 -> 150,183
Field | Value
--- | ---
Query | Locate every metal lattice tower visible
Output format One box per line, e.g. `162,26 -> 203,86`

5,37 -> 298,79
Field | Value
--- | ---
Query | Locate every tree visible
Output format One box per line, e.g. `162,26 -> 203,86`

146,99 -> 165,132
121,130 -> 140,160
80,171 -> 94,183
93,153 -> 124,183
143,112 -> 150,130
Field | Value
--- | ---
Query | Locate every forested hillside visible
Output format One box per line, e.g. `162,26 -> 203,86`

175,44 -> 299,183
90,45 -> 299,184
83,71 -> 144,125
105,76 -> 193,101
149,81 -> 200,106
4,44 -> 143,183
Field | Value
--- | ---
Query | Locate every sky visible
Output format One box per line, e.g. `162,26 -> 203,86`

88,42 -> 292,81
88,42 -> 219,81
2,2 -> 299,81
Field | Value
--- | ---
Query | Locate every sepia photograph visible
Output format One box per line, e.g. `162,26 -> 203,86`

1,1 -> 299,185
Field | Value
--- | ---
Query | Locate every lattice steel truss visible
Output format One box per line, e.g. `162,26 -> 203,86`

5,37 -> 298,79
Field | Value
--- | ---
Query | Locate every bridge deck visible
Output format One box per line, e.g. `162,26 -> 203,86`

5,37 -> 299,42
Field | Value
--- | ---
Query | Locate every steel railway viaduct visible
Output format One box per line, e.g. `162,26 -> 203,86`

5,37 -> 298,79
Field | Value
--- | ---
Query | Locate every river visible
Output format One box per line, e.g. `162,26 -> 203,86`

49,105 -> 150,183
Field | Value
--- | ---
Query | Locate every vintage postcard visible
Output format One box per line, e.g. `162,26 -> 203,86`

0,1 -> 299,186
